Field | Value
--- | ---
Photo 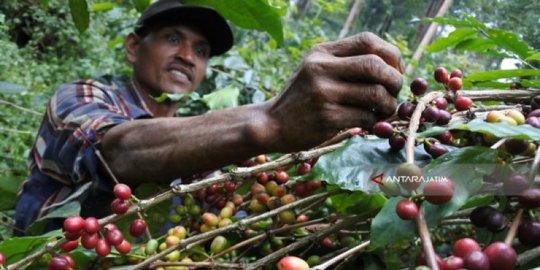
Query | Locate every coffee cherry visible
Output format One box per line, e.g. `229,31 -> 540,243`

306,180 -> 323,191
280,194 -> 296,205
373,121 -> 394,138
64,216 -> 85,233
113,183 -> 132,200
453,238 -> 481,258
275,171 -> 289,184
448,77 -> 463,91
115,239 -> 132,254
435,110 -> 451,126
210,236 -> 228,254
518,220 -> 540,246
485,211 -> 507,232
389,134 -> 406,150
398,102 -> 415,120
486,111 -> 505,123
502,174 -> 529,196
450,69 -> 463,78
84,217 -> 99,234
427,143 -> 449,159
321,237 -> 334,249
415,251 -> 444,268
202,213 -> 219,227
61,240 -> 79,252
64,230 -> 81,241
81,232 -> 99,249
129,219 -> 147,237
483,242 -> 516,270
297,214 -> 309,223
411,77 -> 429,96
442,256 -> 464,270
434,131 -> 453,145
396,200 -> 419,220
255,154 -> 267,164
206,184 -> 220,195
294,164 -> 310,178
96,238 -> 111,256
396,163 -> 423,191
277,256 -> 309,270
48,256 -> 70,270
526,117 -> 540,128
224,180 -> 237,193
464,251 -> 490,270
111,198 -> 129,214
454,96 -> 472,111
506,110 -> 525,125
503,138 -> 529,155
424,177 -> 454,204
278,210 -> 296,224
519,188 -> 540,209
0,252 -> 5,265
422,106 -> 440,122
434,97 -> 448,110
434,67 -> 450,84
470,206 -> 496,228
61,255 -> 75,268
105,228 -> 124,246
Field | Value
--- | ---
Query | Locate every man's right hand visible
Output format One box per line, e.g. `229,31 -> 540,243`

260,32 -> 404,152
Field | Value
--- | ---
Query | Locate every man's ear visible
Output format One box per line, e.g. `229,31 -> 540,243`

125,33 -> 140,64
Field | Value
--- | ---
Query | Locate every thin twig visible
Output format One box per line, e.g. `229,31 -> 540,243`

504,209 -> 524,246
312,240 -> 370,270
0,99 -> 42,116
0,127 -> 34,135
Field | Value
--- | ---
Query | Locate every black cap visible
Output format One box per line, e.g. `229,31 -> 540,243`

135,0 -> 233,56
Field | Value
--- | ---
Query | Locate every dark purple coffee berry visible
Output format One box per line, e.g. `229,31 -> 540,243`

464,251 -> 490,270
518,220 -> 540,246
436,110 -> 451,125
434,97 -> 448,110
483,242 -> 516,270
503,138 -> 529,155
411,78 -> 428,96
428,144 -> 448,158
470,206 -> 496,228
529,109 -> 540,118
372,121 -> 394,138
389,134 -> 406,151
434,131 -> 453,145
398,102 -> 415,120
502,174 -> 529,196
485,211 -> 507,232
526,117 -> 540,128
422,106 -> 440,123
519,188 -> 540,209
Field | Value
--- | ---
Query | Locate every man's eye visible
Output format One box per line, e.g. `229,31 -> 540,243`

167,34 -> 180,43
195,46 -> 208,57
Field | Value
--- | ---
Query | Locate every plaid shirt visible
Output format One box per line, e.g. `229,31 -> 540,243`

15,79 -> 152,234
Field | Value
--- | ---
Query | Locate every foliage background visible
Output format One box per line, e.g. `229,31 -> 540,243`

0,0 -> 539,244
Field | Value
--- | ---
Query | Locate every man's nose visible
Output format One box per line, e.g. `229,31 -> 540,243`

175,44 -> 195,66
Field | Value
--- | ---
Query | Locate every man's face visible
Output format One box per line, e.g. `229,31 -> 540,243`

128,24 -> 210,97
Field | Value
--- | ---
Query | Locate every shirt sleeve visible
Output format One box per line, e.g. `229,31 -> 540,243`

35,80 -> 150,186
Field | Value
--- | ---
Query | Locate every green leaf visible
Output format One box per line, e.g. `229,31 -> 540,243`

427,29 -> 477,53
41,0 -> 49,9
369,147 -> 498,250
68,0 -> 90,33
90,2 -> 116,12
134,0 -> 151,12
454,38 -> 497,52
461,194 -> 495,209
417,119 -> 540,140
468,69 -> 540,81
309,136 -> 432,193
328,186 -> 386,214
427,15 -> 485,29
0,81 -> 27,94
28,201 -> 81,235
520,79 -> 540,88
486,29 -> 532,59
525,52 -> 540,62
183,0 -> 284,45
0,175 -> 24,210
0,230 -> 62,265
202,84 -> 239,110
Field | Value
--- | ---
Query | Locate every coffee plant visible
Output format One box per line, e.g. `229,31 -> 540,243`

1,2 -> 540,270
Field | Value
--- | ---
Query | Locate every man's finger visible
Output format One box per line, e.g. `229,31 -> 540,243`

316,32 -> 402,73
324,104 -> 378,131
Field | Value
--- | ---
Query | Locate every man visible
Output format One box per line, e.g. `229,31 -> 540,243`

15,0 -> 403,234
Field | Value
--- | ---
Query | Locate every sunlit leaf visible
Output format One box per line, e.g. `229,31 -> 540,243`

468,69 -> 540,81
68,0 -> 89,33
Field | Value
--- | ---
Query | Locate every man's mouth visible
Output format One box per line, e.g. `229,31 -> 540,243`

170,69 -> 191,83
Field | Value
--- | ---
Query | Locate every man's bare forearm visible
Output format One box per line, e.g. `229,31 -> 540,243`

101,103 -> 275,185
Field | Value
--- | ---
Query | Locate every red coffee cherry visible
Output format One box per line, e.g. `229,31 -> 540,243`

111,198 -> 129,214
424,177 -> 454,204
410,77 -> 429,96
373,121 -> 394,138
434,67 -> 450,84
0,252 -> 5,265
275,171 -> 289,184
105,228 -> 124,246
81,232 -> 99,249
64,216 -> 85,233
434,97 -> 448,110
450,69 -> 463,78
84,217 -> 99,234
453,238 -> 481,258
223,180 -> 237,193
297,162 -> 312,176
63,230 -> 81,241
96,238 -> 111,257
61,240 -> 79,252
61,255 -> 75,268
464,251 -> 490,270
129,219 -> 147,238
483,242 -> 516,270
395,200 -> 419,220
454,96 -> 472,111
115,239 -> 132,254
443,256 -> 464,270
48,256 -> 70,270
448,77 -> 463,91
113,183 -> 132,200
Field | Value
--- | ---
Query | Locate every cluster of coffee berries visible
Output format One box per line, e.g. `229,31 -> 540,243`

415,238 -> 516,270
392,163 -> 455,220
111,183 -> 132,214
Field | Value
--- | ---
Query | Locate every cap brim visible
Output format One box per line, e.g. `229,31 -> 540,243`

138,6 -> 233,56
